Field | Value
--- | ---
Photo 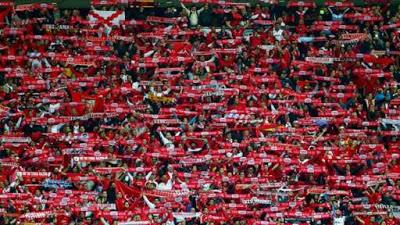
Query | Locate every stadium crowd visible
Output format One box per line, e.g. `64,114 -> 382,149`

0,0 -> 400,224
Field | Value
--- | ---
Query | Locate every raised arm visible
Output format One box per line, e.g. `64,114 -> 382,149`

143,195 -> 156,209
180,1 -> 190,15
327,6 -> 334,14
197,6 -> 205,14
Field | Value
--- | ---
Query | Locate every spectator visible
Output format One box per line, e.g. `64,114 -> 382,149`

0,1 -> 399,225
199,4 -> 213,27
180,1 -> 204,27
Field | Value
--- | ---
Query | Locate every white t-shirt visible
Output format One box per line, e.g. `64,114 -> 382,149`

273,29 -> 284,41
334,216 -> 345,225
189,10 -> 199,26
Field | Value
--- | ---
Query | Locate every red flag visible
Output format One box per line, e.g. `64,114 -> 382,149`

115,180 -> 141,199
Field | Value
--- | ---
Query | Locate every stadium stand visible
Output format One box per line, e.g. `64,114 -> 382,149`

0,0 -> 399,224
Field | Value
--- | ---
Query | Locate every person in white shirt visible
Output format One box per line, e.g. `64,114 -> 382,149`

180,1 -> 204,27
145,169 -> 174,191
272,25 -> 284,41
328,6 -> 349,22
333,210 -> 346,225
158,130 -> 175,151
72,120 -> 80,134
334,216 -> 345,225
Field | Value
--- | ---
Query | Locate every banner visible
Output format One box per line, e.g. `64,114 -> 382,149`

115,180 -> 141,199
42,179 -> 73,189
305,57 -> 334,64
88,10 -> 125,26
